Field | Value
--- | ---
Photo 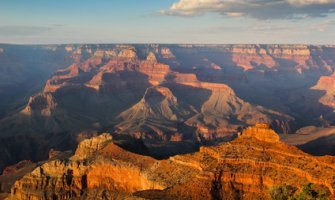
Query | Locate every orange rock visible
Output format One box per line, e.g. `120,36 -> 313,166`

8,125 -> 335,199
146,51 -> 157,63
311,72 -> 335,110
239,123 -> 280,143
118,48 -> 137,60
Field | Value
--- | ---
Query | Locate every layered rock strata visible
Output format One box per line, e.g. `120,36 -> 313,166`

6,125 -> 335,199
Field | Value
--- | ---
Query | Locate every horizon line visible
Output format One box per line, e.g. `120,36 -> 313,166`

1,42 -> 335,46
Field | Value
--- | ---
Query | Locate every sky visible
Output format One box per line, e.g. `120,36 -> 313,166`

0,0 -> 335,44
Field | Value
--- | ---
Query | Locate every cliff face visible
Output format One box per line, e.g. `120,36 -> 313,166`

239,123 -> 280,143
73,134 -> 113,159
21,93 -> 59,116
229,45 -> 312,71
281,126 -> 335,156
312,72 -> 335,111
115,86 -> 195,140
160,47 -> 175,59
6,134 -> 164,200
118,48 -> 138,60
6,124 -> 335,200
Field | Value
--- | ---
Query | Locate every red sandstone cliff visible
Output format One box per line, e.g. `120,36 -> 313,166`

5,124 -> 335,199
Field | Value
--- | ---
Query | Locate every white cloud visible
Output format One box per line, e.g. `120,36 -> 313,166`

287,0 -> 335,6
161,0 -> 335,19
161,0 -> 226,16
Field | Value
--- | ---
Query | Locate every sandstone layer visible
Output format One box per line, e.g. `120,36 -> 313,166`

5,124 -> 335,200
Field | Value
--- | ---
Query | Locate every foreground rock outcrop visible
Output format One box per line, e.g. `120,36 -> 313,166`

5,124 -> 335,199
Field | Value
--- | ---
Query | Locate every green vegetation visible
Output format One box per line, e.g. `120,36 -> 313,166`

295,183 -> 329,200
270,185 -> 297,200
270,183 -> 330,200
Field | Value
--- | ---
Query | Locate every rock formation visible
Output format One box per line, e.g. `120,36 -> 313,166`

21,93 -> 58,116
5,125 -> 335,199
239,123 -> 280,143
312,72 -> 335,111
228,44 -> 316,71
1,161 -> 33,177
146,51 -> 157,63
118,48 -> 137,60
116,86 -> 195,140
281,126 -> 335,156
2,44 -> 335,180
0,44 -> 304,173
73,133 -> 113,159
160,47 -> 175,59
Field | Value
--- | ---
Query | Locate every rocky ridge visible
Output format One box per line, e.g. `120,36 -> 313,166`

5,124 -> 335,199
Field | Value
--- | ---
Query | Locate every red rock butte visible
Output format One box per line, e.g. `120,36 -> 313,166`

239,123 -> 280,143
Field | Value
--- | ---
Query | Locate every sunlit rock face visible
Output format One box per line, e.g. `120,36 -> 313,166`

118,48 -> 138,60
160,47 -> 175,59
146,51 -> 157,63
312,72 -> 335,111
73,133 -> 113,160
7,134 -> 164,199
223,44 -> 314,71
6,125 -> 335,199
239,123 -> 280,143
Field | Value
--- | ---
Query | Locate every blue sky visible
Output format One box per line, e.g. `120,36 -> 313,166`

0,0 -> 335,44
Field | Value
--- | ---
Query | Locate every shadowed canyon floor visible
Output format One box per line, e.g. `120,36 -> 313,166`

1,124 -> 334,199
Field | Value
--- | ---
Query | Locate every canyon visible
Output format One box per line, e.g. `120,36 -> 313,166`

1,44 -> 335,199
0,45 -> 76,119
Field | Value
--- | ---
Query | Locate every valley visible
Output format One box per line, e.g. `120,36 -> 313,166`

1,44 -> 335,199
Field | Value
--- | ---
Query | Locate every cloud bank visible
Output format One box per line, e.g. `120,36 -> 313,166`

161,0 -> 335,19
